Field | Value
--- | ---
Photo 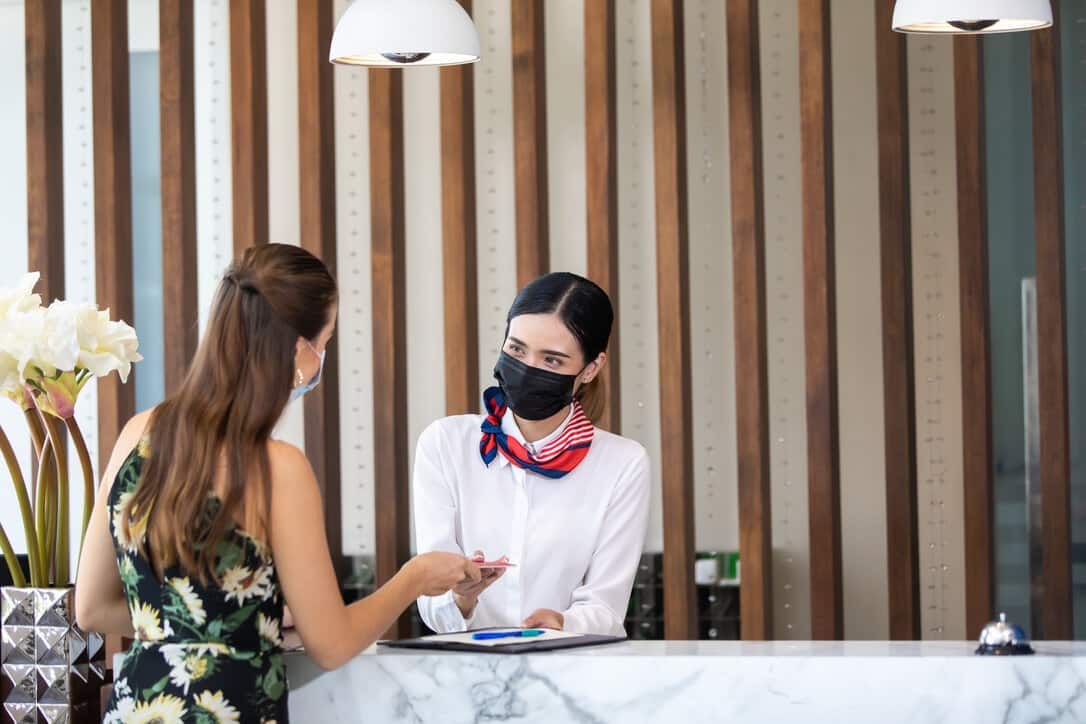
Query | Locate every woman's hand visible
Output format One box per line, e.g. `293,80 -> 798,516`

522,608 -> 564,630
452,551 -> 508,617
404,551 -> 482,597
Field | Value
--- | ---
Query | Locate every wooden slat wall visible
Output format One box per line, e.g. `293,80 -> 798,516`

953,36 -> 994,638
91,0 -> 135,474
298,0 -> 344,575
159,0 -> 199,394
230,0 -> 269,253
511,0 -> 549,287
91,0 -> 135,676
441,0 -> 480,417
798,0 -> 843,640
726,0 -> 772,641
874,0 -> 920,640
584,0 -> 621,433
24,0 -> 65,305
369,69 -> 411,638
1030,17 -> 1072,640
650,0 -> 696,641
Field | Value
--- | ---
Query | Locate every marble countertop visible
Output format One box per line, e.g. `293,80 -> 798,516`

282,636 -> 1086,723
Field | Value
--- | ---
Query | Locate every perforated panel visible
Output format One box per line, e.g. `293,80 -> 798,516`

760,0 -> 811,640
907,34 -> 966,641
334,0 -> 376,556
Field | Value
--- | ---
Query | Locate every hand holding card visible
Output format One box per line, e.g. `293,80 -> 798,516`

454,551 -> 511,617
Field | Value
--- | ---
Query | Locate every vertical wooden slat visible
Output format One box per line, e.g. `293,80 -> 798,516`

726,0 -> 772,641
650,0 -> 696,641
511,0 -> 549,287
25,0 -> 65,305
159,0 -> 199,394
798,0 -> 843,640
1031,16 -> 1072,641
954,36 -> 993,638
875,0 -> 920,640
584,0 -> 621,433
229,0 -> 268,253
369,69 -> 411,639
441,0 -> 480,417
298,0 -> 344,576
92,0 -> 134,672
91,0 -> 135,474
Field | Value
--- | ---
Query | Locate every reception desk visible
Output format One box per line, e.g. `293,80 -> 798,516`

283,639 -> 1086,723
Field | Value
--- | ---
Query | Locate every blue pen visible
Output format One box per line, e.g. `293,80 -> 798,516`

471,629 -> 546,641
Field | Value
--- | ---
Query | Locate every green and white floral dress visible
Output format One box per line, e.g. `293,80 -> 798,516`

103,440 -> 288,723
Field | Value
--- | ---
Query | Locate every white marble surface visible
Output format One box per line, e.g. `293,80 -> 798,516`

284,640 -> 1086,723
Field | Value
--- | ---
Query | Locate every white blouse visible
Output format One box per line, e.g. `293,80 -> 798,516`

412,406 -> 651,636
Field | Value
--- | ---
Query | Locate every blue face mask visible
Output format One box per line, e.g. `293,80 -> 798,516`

290,341 -> 325,402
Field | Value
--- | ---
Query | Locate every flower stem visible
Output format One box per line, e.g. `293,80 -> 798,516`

0,521 -> 26,587
35,436 -> 56,585
24,408 -> 46,495
34,444 -> 48,565
0,426 -> 41,587
44,416 -> 70,584
67,418 -> 96,559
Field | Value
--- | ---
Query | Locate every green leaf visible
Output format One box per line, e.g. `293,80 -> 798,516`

263,664 -> 285,701
140,675 -> 169,700
223,603 -> 258,632
215,543 -> 242,573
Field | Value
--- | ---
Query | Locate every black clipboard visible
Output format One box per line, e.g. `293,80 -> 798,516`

377,628 -> 626,654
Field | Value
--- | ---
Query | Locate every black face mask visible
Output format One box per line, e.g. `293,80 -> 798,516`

493,352 -> 578,421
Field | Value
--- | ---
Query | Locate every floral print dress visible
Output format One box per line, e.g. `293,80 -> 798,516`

103,441 -> 288,723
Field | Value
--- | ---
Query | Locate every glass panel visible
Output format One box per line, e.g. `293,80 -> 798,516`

1060,0 -> 1086,640
129,47 -> 164,410
984,32 -> 1036,631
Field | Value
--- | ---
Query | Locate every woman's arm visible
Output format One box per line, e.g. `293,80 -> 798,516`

74,410 -> 154,636
269,441 -> 479,670
548,448 -> 651,636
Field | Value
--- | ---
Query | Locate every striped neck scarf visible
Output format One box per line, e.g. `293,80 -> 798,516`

479,386 -> 594,479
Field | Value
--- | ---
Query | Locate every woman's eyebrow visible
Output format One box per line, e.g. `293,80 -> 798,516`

508,335 -> 571,358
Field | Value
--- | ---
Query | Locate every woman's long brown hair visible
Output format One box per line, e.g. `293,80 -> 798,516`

120,244 -> 337,583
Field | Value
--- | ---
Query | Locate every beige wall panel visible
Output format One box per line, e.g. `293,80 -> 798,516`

831,0 -> 889,641
907,34 -> 967,641
334,0 -> 377,556
404,67 -> 446,553
616,0 -> 663,551
759,0 -> 810,640
474,0 -> 519,392
545,0 -> 588,278
685,0 -> 739,553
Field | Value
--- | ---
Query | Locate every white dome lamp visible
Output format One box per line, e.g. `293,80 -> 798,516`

329,0 -> 481,67
892,0 -> 1052,34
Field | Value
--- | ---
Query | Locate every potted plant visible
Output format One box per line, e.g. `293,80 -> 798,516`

0,272 -> 141,724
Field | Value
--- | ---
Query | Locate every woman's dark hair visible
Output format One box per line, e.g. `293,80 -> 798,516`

505,272 -> 613,422
121,243 -> 337,583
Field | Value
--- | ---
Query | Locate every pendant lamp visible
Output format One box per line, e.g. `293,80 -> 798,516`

329,0 -> 481,67
892,0 -> 1052,34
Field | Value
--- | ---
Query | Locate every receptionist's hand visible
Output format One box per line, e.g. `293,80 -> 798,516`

452,551 -> 507,618
522,608 -> 564,630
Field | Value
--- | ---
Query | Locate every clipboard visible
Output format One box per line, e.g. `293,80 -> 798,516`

377,627 -> 625,654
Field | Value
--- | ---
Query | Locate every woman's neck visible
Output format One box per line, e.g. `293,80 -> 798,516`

513,406 -> 570,444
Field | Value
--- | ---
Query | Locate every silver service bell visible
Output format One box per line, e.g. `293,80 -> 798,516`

975,612 -> 1035,656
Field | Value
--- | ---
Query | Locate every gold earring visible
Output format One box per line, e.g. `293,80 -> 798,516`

295,368 -> 305,386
